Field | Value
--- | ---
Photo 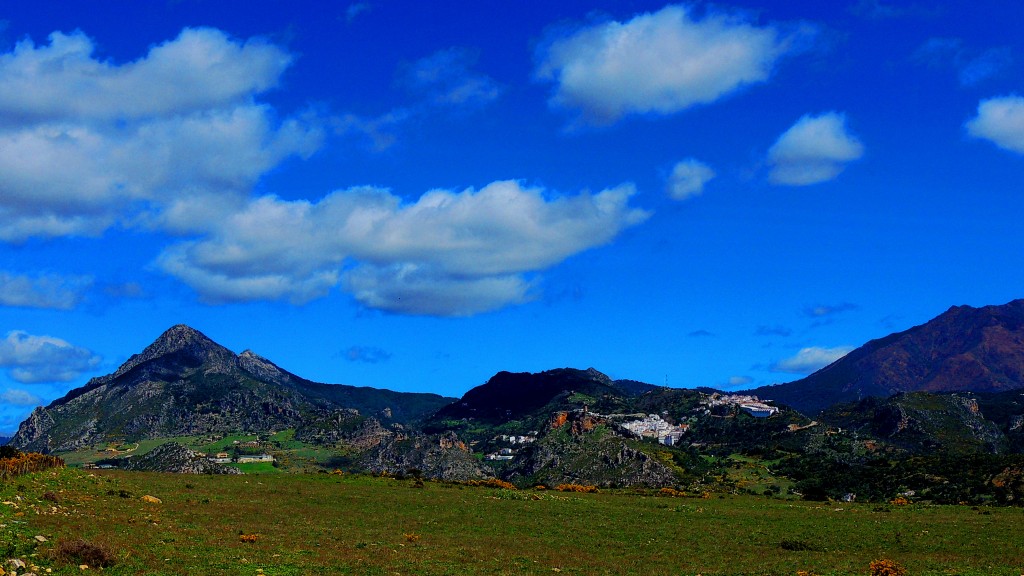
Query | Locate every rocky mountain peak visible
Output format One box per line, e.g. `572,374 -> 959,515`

110,324 -> 236,380
238,349 -> 291,384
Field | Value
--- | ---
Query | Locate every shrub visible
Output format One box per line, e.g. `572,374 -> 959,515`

50,539 -> 117,568
869,559 -> 907,576
889,496 -> 910,506
554,483 -> 599,494
462,478 -> 517,490
239,533 -> 259,543
657,487 -> 685,498
0,451 -> 64,479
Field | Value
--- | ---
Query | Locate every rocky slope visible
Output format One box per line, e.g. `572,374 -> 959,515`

357,431 -> 493,481
747,299 -> 1024,415
120,442 -> 241,474
819,389 -> 1024,455
10,325 -> 454,453
504,411 -> 681,488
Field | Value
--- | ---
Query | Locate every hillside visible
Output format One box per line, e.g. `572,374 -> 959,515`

747,299 -> 1024,415
10,325 -> 454,453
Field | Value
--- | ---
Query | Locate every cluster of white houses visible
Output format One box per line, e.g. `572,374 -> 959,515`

485,434 -> 538,461
702,393 -> 779,418
620,414 -> 689,446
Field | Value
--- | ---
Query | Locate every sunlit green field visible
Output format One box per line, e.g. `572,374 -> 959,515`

2,467 -> 1023,575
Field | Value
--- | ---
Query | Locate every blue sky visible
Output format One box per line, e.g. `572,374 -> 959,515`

1,0 -> 1023,433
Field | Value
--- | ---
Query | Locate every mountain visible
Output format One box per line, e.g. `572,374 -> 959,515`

10,325 -> 454,453
747,299 -> 1024,415
427,367 -> 655,428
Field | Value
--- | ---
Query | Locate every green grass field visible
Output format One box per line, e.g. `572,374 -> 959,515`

2,467 -> 1023,575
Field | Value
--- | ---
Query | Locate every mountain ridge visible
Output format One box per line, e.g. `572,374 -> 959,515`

11,325 -> 455,453
745,299 -> 1024,415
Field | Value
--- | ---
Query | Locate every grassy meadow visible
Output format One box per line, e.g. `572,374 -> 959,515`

1,468 -> 1023,575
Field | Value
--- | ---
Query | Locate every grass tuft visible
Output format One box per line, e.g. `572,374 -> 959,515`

50,539 -> 118,568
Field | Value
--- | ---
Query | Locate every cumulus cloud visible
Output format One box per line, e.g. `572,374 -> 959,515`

767,112 -> 864,185
404,48 -> 500,107
966,95 -> 1024,154
536,4 -> 804,123
666,158 -> 715,200
0,331 -> 101,383
771,345 -> 853,374
0,272 -> 91,309
0,27 -> 321,242
0,28 -> 290,122
344,264 -> 536,317
157,181 -> 649,315
0,389 -> 41,406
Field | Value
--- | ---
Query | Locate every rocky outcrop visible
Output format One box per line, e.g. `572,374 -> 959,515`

120,442 -> 241,474
505,411 -> 680,488
358,431 -> 491,481
294,410 -> 393,449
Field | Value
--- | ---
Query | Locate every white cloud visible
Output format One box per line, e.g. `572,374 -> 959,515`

536,4 -> 801,123
0,331 -> 101,383
0,28 -> 321,242
666,158 -> 715,200
0,272 -> 91,309
0,28 -> 290,122
966,95 -> 1024,154
772,345 -> 853,374
344,264 -> 536,317
0,389 -> 42,406
405,48 -> 500,107
768,112 -> 863,185
157,181 -> 650,315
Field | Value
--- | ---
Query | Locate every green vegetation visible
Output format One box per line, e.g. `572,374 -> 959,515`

2,467 -> 1023,575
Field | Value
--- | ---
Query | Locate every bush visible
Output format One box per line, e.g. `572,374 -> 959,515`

0,451 -> 64,479
554,483 -> 599,493
50,539 -> 117,568
462,478 -> 517,490
869,559 -> 907,576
